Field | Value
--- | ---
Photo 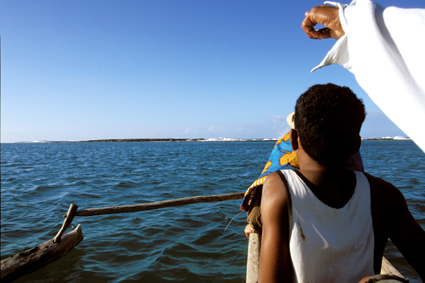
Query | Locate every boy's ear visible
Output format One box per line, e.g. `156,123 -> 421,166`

290,129 -> 299,151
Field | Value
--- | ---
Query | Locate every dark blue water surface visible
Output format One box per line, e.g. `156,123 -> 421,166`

1,141 -> 424,282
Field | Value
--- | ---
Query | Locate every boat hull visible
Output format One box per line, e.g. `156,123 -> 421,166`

1,224 -> 83,283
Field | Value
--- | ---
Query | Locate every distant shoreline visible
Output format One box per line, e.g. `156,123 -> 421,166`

361,137 -> 411,141
1,137 -> 412,143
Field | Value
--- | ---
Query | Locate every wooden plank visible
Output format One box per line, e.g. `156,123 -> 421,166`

380,256 -> 405,278
246,233 -> 261,283
71,192 -> 245,217
1,224 -> 84,283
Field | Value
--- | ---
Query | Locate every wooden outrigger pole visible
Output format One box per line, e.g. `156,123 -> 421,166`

68,192 -> 245,217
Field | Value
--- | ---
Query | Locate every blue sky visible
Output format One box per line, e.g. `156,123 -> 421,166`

2,0 -> 424,142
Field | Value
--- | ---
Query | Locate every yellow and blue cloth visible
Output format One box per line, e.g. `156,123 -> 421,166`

240,131 -> 299,211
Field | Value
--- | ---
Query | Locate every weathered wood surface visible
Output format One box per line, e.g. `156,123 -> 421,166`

71,192 -> 245,217
246,233 -> 261,283
53,203 -> 78,243
1,224 -> 84,283
245,233 -> 406,282
381,256 -> 405,278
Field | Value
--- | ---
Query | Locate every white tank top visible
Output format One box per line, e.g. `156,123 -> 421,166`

280,170 -> 375,283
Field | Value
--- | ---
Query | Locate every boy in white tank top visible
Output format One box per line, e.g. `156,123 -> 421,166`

257,84 -> 425,282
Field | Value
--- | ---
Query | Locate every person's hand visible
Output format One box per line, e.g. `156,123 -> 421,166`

301,5 -> 345,40
244,224 -> 252,238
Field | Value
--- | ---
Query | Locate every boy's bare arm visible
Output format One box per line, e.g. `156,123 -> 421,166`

389,187 -> 425,280
258,172 -> 292,283
368,173 -> 425,278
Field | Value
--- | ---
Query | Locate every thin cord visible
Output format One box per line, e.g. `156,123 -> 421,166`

224,211 -> 245,231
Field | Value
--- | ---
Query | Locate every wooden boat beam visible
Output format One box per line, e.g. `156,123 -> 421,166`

67,192 -> 245,217
53,203 -> 78,243
380,257 -> 405,278
246,233 -> 261,283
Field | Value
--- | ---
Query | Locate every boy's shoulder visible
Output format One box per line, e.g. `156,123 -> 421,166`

362,171 -> 395,189
362,172 -> 403,207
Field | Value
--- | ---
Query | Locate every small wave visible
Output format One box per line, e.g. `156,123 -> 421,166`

113,181 -> 139,188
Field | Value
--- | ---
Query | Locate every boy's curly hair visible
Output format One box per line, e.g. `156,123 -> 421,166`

294,84 -> 366,167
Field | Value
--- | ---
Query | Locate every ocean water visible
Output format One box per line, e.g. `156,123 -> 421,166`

1,141 -> 424,282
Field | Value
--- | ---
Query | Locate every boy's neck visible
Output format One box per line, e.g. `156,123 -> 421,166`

297,147 -> 352,186
297,154 -> 356,209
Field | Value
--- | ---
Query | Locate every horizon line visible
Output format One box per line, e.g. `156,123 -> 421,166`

1,136 -> 412,144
